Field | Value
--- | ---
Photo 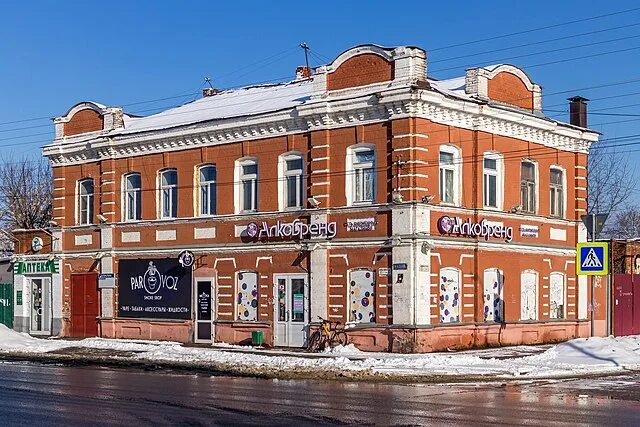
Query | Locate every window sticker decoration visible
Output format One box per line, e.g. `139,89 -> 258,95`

349,269 -> 375,323
483,269 -> 504,322
237,271 -> 258,321
439,268 -> 460,323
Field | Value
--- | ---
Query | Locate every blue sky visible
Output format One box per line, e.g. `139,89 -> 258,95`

1,1 -> 639,196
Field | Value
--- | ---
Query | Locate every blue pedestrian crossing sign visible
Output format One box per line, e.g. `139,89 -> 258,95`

576,242 -> 608,275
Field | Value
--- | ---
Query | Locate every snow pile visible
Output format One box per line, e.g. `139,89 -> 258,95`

0,324 -> 69,353
1,323 -> 639,380
323,344 -> 363,355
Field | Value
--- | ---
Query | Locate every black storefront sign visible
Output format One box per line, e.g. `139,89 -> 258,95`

118,258 -> 192,320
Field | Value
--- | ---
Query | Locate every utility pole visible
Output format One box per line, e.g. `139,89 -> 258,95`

299,43 -> 310,70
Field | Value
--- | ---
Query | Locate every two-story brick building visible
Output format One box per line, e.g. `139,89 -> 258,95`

36,44 -> 602,351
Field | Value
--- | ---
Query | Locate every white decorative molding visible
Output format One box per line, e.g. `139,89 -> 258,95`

156,229 -> 176,241
121,231 -> 141,243
74,234 -> 92,246
194,227 -> 216,239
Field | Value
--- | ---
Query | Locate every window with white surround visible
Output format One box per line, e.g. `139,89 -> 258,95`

483,153 -> 503,209
550,167 -> 564,218
159,169 -> 178,218
346,145 -> 375,205
77,178 -> 94,225
520,160 -> 537,213
439,267 -> 461,323
520,270 -> 538,320
236,159 -> 258,213
197,165 -> 216,216
279,153 -> 304,210
439,146 -> 461,205
550,272 -> 565,319
124,173 -> 141,221
483,268 -> 504,322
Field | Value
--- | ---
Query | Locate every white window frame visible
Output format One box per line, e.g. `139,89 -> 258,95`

158,169 -> 178,219
77,178 -> 94,225
549,166 -> 566,219
520,270 -> 539,321
439,145 -> 461,206
346,144 -> 376,206
520,159 -> 538,214
123,172 -> 142,222
196,164 -> 217,217
235,158 -> 258,214
483,152 -> 503,210
549,272 -> 566,320
278,152 -> 304,211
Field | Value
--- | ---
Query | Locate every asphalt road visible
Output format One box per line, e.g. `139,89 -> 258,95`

0,361 -> 639,426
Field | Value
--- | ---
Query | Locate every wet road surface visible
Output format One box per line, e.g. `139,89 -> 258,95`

0,361 -> 639,426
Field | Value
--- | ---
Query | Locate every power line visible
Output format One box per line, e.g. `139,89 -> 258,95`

428,6 -> 640,52
430,21 -> 640,64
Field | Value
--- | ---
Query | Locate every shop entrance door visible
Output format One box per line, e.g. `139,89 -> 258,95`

0,282 -> 13,328
70,273 -> 99,338
274,274 -> 308,347
195,279 -> 214,343
30,277 -> 51,335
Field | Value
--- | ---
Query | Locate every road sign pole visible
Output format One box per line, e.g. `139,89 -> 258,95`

591,213 -> 596,338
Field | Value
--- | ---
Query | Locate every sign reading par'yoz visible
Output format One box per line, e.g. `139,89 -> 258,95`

576,242 -> 609,276
118,258 -> 192,319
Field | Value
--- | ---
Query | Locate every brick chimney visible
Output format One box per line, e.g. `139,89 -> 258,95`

568,96 -> 589,128
296,66 -> 312,80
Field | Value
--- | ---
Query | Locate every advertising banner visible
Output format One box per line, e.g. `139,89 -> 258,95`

118,258 -> 192,319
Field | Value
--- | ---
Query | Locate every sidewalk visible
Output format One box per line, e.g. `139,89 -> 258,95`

1,325 -> 639,382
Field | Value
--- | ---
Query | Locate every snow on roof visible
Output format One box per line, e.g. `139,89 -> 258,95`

428,76 -> 467,98
120,79 -> 313,134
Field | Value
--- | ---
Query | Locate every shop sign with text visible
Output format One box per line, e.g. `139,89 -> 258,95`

118,258 -> 191,320
346,217 -> 376,232
437,216 -> 513,242
14,259 -> 59,275
245,219 -> 337,240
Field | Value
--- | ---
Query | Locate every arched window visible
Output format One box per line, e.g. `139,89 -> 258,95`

124,173 -> 141,221
483,268 -> 504,322
159,169 -> 177,218
439,145 -> 461,205
279,153 -> 304,210
520,270 -> 538,320
348,269 -> 376,323
550,272 -> 566,319
346,145 -> 375,205
78,179 -> 94,225
197,165 -> 216,216
236,158 -> 258,213
439,267 -> 461,323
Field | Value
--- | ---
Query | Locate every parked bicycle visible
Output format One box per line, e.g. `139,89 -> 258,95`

307,316 -> 348,351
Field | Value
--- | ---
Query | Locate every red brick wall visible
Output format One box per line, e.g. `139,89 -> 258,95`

327,53 -> 394,91
487,71 -> 534,110
63,109 -> 103,136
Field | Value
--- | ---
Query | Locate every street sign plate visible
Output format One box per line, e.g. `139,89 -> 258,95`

580,214 -> 609,240
576,242 -> 609,275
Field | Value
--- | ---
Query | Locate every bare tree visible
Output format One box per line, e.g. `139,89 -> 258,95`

588,143 -> 636,217
606,206 -> 640,239
0,157 -> 52,230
